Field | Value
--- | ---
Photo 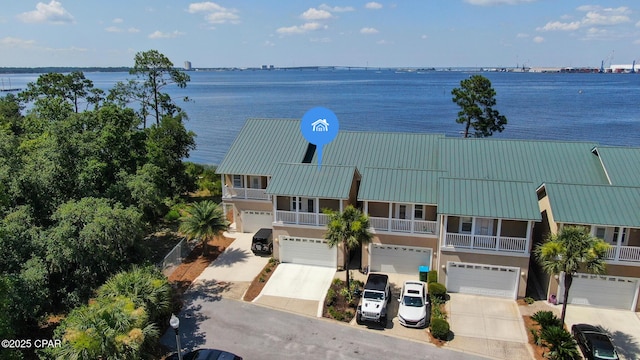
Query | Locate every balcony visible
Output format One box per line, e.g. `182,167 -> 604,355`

369,217 -> 438,235
443,233 -> 528,253
604,246 -> 640,263
223,187 -> 271,201
275,210 -> 328,227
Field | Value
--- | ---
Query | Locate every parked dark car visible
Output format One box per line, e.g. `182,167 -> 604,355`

168,348 -> 242,360
251,228 -> 273,255
571,324 -> 619,360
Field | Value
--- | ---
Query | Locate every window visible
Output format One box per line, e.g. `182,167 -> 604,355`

613,227 -> 627,244
460,217 -> 472,234
595,227 -> 606,239
414,205 -> 424,220
291,197 -> 301,211
249,176 -> 262,189
475,218 -> 494,236
232,175 -> 243,188
307,198 -> 315,213
398,204 -> 407,219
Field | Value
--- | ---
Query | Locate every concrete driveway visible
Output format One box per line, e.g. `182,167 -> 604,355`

195,231 -> 269,299
564,305 -> 640,360
254,263 -> 336,317
446,294 -> 530,360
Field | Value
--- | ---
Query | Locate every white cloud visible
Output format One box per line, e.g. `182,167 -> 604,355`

301,8 -> 332,20
17,1 -> 75,24
537,21 -> 580,31
310,37 -> 332,43
276,22 -> 326,35
128,27 -> 140,33
365,2 -> 383,10
319,4 -> 355,12
0,37 -> 36,47
360,27 -> 379,34
533,36 -> 544,43
581,8 -> 630,26
113,18 -> 124,23
105,26 -> 123,33
421,34 -> 428,39
148,30 -> 186,39
187,2 -> 240,24
464,0 -> 536,5
377,39 -> 391,45
263,40 -> 275,47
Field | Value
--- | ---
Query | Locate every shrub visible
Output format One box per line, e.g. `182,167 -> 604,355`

332,278 -> 344,286
328,306 -> 345,321
540,326 -> 579,360
428,282 -> 447,298
430,318 -> 450,340
531,310 -> 562,329
431,296 -> 447,320
164,208 -> 180,222
524,297 -> 535,305
265,267 -> 272,273
427,270 -> 438,283
326,288 -> 336,306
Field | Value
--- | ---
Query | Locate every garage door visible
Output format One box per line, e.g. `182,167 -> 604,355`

241,210 -> 272,233
279,236 -> 337,268
446,262 -> 519,299
559,273 -> 639,310
369,244 -> 432,275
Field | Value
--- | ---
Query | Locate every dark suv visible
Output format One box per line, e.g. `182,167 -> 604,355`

251,228 -> 273,255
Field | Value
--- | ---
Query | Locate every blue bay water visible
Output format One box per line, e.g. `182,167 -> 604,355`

3,70 -> 639,165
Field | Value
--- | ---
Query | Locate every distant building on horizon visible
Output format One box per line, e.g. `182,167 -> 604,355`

184,61 -> 192,71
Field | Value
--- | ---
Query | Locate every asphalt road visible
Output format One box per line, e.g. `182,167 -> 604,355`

160,279 -> 489,360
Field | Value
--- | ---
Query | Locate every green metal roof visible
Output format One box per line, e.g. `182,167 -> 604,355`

358,168 -> 443,204
593,146 -> 640,187
439,138 -> 609,186
543,183 -> 640,227
216,119 -> 307,176
266,163 -> 358,199
438,178 -> 541,220
315,131 -> 443,172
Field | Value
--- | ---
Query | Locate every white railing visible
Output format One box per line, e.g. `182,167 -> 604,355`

275,210 -> 327,227
605,246 -> 640,263
444,233 -> 527,253
222,187 -> 271,200
369,216 -> 438,235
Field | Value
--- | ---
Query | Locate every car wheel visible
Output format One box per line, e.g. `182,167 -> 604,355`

356,312 -> 362,325
380,315 -> 387,326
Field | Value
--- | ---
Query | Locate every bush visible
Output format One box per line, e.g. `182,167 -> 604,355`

431,296 -> 447,320
430,318 -> 450,340
540,326 -> 579,360
524,297 -> 535,305
427,270 -> 438,284
328,306 -> 345,321
531,310 -> 562,329
332,278 -> 344,286
326,288 -> 336,306
428,282 -> 447,298
164,208 -> 180,222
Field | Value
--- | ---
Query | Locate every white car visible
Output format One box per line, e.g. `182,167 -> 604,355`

397,281 -> 429,328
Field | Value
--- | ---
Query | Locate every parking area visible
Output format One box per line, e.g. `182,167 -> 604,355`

564,305 -> 640,360
253,263 -> 336,317
446,293 -> 531,360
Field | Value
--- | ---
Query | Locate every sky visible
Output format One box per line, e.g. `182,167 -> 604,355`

1,1 -> 639,68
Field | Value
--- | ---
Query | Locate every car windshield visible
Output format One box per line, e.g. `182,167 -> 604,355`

403,295 -> 424,307
593,345 -> 618,360
363,290 -> 384,300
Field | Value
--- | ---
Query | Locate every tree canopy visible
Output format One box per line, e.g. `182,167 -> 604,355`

451,74 -> 507,138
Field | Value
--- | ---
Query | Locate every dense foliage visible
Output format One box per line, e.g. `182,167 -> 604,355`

0,50 -> 195,358
451,74 -> 507,138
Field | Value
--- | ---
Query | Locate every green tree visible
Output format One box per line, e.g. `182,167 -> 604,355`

451,74 -> 507,138
534,226 -> 610,324
128,49 -> 190,127
324,205 -> 372,287
96,266 -> 172,326
179,200 -> 228,254
18,71 -> 102,113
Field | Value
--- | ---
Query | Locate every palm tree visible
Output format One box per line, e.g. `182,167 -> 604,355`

324,205 -> 372,287
534,226 -> 610,324
540,326 -> 580,360
179,200 -> 228,254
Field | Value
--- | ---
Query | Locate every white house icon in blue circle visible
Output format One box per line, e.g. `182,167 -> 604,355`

311,118 -> 329,132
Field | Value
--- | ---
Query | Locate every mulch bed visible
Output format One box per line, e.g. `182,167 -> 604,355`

523,315 -> 546,360
243,260 -> 278,302
322,279 -> 361,322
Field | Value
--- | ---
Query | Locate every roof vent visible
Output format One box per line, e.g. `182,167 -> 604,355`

302,143 -> 316,163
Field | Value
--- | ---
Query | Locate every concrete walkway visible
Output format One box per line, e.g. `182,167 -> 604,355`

446,294 -> 531,360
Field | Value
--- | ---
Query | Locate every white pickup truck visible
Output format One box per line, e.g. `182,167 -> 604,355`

356,273 -> 390,325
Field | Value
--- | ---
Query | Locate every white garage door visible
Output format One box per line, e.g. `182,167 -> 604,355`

369,244 -> 432,275
279,236 -> 337,268
559,273 -> 639,310
241,210 -> 272,233
446,262 -> 519,299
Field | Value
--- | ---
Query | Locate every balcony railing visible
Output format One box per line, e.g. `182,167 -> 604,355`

444,233 -> 527,253
604,245 -> 640,263
222,187 -> 271,201
275,210 -> 328,227
369,217 -> 438,235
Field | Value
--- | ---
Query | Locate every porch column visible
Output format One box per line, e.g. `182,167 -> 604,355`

272,195 -> 278,224
243,175 -> 248,199
470,217 -> 476,249
442,215 -> 448,247
364,201 -> 369,215
388,203 -> 392,231
615,227 -> 623,261
339,199 -> 343,213
496,219 -> 503,251
525,221 -> 532,254
410,204 -> 415,233
295,196 -> 299,224
315,197 -> 320,225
